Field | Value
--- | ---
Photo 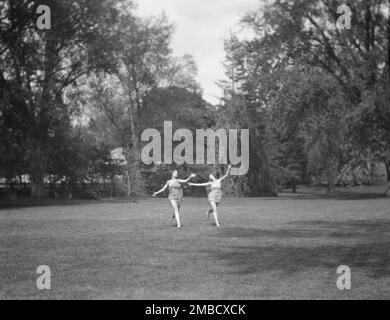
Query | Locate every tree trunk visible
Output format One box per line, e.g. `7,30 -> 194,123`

387,4 -> 390,197
327,182 -> 336,194
326,169 -> 337,194
388,2 -> 390,82
386,160 -> 390,197
291,178 -> 297,193
124,147 -> 144,199
28,143 -> 48,198
30,173 -> 45,198
110,175 -> 116,198
125,169 -> 131,200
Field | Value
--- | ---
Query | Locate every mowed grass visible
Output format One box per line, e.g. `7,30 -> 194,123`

1,195 -> 390,300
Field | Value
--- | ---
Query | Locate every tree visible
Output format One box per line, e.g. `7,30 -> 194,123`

0,0 -> 123,197
140,86 -> 213,193
160,54 -> 202,93
270,68 -> 352,192
242,0 -> 390,194
220,0 -> 390,194
88,12 -> 176,198
86,7 -> 207,198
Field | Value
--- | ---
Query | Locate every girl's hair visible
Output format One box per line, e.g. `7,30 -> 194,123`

213,172 -> 221,179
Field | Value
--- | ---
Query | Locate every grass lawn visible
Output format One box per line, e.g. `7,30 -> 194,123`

1,192 -> 390,300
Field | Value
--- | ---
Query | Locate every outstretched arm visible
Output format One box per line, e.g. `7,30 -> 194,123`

153,182 -> 168,197
220,164 -> 232,181
178,173 -> 196,183
189,182 -> 211,187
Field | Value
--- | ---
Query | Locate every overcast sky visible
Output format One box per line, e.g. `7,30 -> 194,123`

136,0 -> 261,105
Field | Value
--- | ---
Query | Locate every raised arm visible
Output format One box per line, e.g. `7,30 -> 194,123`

188,182 -> 211,187
153,182 -> 168,197
178,173 -> 196,183
220,164 -> 232,181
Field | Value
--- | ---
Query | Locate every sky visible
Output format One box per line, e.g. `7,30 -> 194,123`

136,0 -> 261,105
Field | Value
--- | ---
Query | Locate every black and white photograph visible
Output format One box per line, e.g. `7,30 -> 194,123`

0,0 -> 390,303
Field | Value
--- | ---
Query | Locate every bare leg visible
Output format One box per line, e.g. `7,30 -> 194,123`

206,207 -> 213,218
209,200 -> 220,227
169,199 -> 181,228
176,202 -> 182,219
172,202 -> 181,219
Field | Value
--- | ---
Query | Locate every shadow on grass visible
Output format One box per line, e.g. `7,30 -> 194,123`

207,219 -> 390,278
204,242 -> 390,278
0,198 -> 138,210
220,220 -> 390,239
274,192 -> 388,201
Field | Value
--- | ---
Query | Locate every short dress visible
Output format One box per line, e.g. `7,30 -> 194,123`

168,180 -> 184,206
208,186 -> 222,204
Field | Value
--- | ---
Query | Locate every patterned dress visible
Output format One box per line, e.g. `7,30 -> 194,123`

208,185 -> 222,203
168,180 -> 183,206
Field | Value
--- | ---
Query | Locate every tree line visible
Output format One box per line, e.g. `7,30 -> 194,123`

219,0 -> 390,196
0,0 -> 389,199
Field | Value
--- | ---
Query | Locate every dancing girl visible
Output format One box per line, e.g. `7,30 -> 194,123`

153,170 -> 196,228
189,165 -> 232,227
